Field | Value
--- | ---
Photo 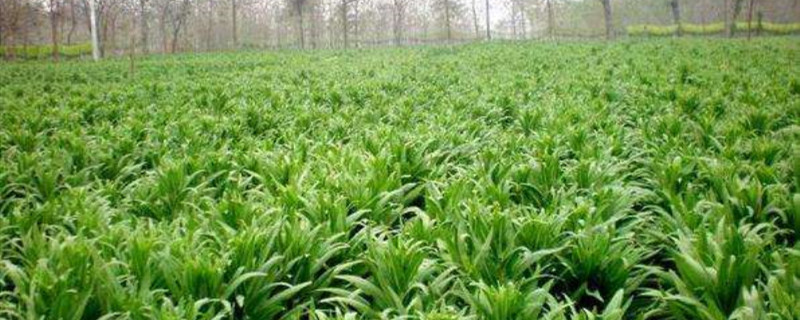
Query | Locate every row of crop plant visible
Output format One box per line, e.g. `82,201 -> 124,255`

628,21 -> 800,37
0,44 -> 93,60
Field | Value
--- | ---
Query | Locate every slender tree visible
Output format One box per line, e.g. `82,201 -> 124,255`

746,0 -> 756,40
439,0 -> 452,42
393,0 -> 407,46
232,0 -> 238,48
3,0 -> 21,60
513,0 -> 527,39
291,0 -> 308,49
204,0 -> 215,51
341,0 -> 348,48
169,0 -> 192,53
546,0 -> 555,39
140,0 -> 148,54
353,0 -> 359,47
728,0 -> 743,37
88,0 -> 100,60
485,0 -> 490,40
66,0 -> 77,45
471,0 -> 479,38
670,0 -> 681,36
0,2 -> 4,47
341,0 -> 357,48
49,0 -> 61,61
511,0 -> 517,38
598,0 -> 612,40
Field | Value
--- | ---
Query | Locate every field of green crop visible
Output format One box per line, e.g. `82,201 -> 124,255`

1,38 -> 799,319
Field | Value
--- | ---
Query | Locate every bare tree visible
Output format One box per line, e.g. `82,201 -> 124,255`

598,0 -> 612,40
670,0 -> 681,36
727,0 -> 743,37
169,0 -> 192,53
747,0 -> 756,39
392,0 -> 408,46
353,0 -> 359,46
66,0 -> 77,45
546,0 -> 555,39
510,0 -> 528,39
140,0 -> 148,53
2,0 -> 25,60
724,0 -> 729,35
510,0 -> 517,37
485,0 -> 490,40
156,0 -> 192,53
340,0 -> 357,48
435,0 -> 454,42
446,0 -> 451,42
289,0 -> 308,48
89,0 -> 100,60
232,0 -> 238,47
49,0 -> 62,61
203,0 -> 215,51
0,2 -> 4,48
471,0 -> 479,38
308,0 -> 318,48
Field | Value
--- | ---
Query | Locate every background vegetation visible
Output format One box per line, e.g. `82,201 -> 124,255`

1,0 -> 799,60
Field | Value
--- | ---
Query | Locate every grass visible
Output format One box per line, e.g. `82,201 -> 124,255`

0,38 -> 799,319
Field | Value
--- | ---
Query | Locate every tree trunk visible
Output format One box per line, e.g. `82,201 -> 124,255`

296,3 -> 305,49
160,10 -> 168,53
519,2 -> 527,39
171,29 -> 179,53
444,0 -> 452,42
670,0 -> 681,36
21,2 -> 31,60
0,3 -> 4,47
170,1 -> 189,54
109,11 -> 118,54
728,0 -> 743,37
232,0 -> 237,48
67,0 -> 76,45
101,10 -> 109,56
6,32 -> 14,60
746,0 -> 755,40
310,3 -> 317,49
171,19 -> 183,53
205,0 -> 214,51
4,2 -> 16,60
353,1 -> 359,47
756,11 -> 762,36
50,0 -> 60,62
724,0 -> 730,36
140,0 -> 148,54
342,0 -> 348,48
88,0 -> 100,60
511,2 -> 517,38
471,0 -> 479,39
546,0 -> 555,39
129,17 -> 136,77
599,0 -> 613,40
393,0 -> 403,46
277,12 -> 283,48
484,0 -> 490,40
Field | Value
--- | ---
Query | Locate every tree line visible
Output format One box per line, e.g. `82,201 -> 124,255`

1,0 -> 798,60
